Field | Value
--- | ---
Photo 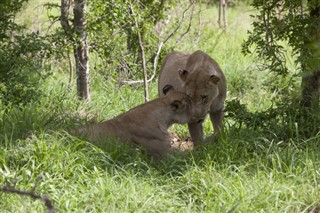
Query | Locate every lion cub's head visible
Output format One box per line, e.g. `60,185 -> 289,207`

162,84 -> 194,125
178,65 -> 221,123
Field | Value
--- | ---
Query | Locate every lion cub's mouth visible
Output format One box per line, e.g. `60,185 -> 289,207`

190,115 -> 206,124
197,119 -> 204,123
189,117 -> 205,124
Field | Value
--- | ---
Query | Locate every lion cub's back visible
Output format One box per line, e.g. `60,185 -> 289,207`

158,52 -> 190,96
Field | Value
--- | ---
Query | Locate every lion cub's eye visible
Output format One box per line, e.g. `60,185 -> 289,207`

186,94 -> 192,99
201,95 -> 208,103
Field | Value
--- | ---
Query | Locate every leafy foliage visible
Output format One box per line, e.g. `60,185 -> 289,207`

242,0 -> 320,76
225,98 -> 320,140
0,34 -> 53,107
44,0 -> 179,85
0,0 -> 27,41
86,0 -> 176,77
1,3 -> 320,212
0,0 -> 53,107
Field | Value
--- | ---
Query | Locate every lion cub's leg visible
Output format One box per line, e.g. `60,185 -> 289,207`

148,142 -> 172,159
133,136 -> 172,159
188,122 -> 204,146
209,108 -> 224,140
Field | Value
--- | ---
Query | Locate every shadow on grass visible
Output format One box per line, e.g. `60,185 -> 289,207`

69,120 -> 320,180
225,98 -> 320,140
1,96 -> 319,180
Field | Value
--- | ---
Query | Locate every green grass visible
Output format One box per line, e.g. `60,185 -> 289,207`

1,131 -> 319,212
1,1 -> 320,212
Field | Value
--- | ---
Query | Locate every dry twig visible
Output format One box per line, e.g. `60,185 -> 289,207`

128,2 -> 149,101
0,182 -> 55,213
122,1 -> 196,86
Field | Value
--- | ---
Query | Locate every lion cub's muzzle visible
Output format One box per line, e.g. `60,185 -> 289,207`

189,116 -> 206,124
197,118 -> 205,123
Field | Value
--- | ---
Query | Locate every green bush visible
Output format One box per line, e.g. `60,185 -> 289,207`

225,98 -> 320,140
0,0 -> 53,108
0,33 -> 52,107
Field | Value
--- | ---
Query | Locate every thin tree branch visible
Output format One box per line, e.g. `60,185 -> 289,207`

122,1 -> 195,85
195,3 -> 203,45
165,1 -> 195,46
122,41 -> 163,85
128,1 -> 149,102
0,182 -> 55,213
175,1 -> 195,45
68,50 -> 73,85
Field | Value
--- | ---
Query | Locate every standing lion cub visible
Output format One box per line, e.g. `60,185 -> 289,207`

158,50 -> 227,145
73,85 -> 194,158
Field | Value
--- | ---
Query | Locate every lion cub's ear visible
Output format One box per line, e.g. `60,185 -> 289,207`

170,100 -> 186,112
207,74 -> 220,86
178,69 -> 189,81
163,84 -> 174,95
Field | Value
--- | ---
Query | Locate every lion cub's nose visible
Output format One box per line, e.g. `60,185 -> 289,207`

197,119 -> 204,123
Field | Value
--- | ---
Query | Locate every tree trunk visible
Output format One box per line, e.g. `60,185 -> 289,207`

74,0 -> 90,101
301,71 -> 320,108
301,1 -> 320,107
218,0 -> 227,28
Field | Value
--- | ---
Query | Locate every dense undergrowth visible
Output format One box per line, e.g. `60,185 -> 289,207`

1,2 -> 320,212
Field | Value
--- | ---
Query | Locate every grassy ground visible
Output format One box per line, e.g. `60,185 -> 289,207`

1,1 -> 320,212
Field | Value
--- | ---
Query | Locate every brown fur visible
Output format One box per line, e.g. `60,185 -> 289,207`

158,50 -> 227,145
73,88 -> 194,158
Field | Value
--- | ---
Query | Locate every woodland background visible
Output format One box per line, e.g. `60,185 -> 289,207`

0,0 -> 319,212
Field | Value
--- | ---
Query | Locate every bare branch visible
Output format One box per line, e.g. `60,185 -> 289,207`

195,3 -> 203,45
122,41 -> 164,85
175,2 -> 195,45
165,2 -> 195,46
122,1 -> 195,86
151,42 -> 164,81
0,182 -> 55,213
263,10 -> 271,50
128,1 -> 149,102
68,51 -> 73,85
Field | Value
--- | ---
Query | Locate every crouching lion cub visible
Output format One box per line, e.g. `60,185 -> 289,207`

158,50 -> 227,145
73,85 -> 194,158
